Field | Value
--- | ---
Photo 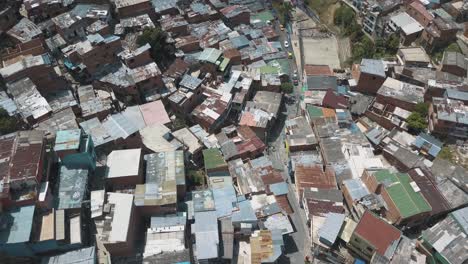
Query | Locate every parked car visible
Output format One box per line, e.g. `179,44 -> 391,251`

280,24 -> 284,31
284,40 -> 289,48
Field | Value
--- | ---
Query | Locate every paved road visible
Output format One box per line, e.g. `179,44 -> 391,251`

266,15 -> 311,264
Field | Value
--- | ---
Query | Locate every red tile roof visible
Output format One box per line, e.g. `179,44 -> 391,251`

304,65 -> 334,76
239,111 -> 257,127
305,199 -> 344,217
223,48 -> 241,59
164,58 -> 189,78
354,211 -> 401,256
409,1 -> 433,24
322,89 -> 349,109
276,195 -> 293,214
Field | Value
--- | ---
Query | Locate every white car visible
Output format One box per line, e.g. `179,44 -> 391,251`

284,41 -> 289,48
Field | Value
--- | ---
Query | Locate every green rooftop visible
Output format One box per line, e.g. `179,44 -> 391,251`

203,148 -> 226,170
307,105 -> 324,119
251,10 -> 274,23
374,170 -> 432,218
260,65 -> 280,75
273,59 -> 291,76
219,57 -> 231,72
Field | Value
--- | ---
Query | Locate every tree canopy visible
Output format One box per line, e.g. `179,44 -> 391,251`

406,112 -> 427,135
0,108 -> 19,135
406,103 -> 430,135
334,5 -> 401,63
137,27 -> 175,68
414,102 -> 429,116
273,2 -> 294,25
281,82 -> 294,94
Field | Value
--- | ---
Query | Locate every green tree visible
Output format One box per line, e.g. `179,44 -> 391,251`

273,2 -> 294,25
0,108 -> 18,135
334,5 -> 354,26
137,27 -> 175,68
334,5 -> 359,37
281,82 -> 294,94
386,34 -> 400,54
188,170 -> 205,186
414,102 -> 429,116
351,36 -> 375,62
406,112 -> 427,135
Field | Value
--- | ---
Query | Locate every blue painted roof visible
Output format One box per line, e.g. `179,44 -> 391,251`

54,129 -> 82,151
342,179 -> 370,201
446,89 -> 468,101
263,203 -> 282,216
231,35 -> 250,49
153,0 -> 177,12
231,200 -> 257,223
0,205 -> 35,244
366,126 -> 389,145
192,211 -> 219,260
413,133 -> 443,157
336,110 -> 351,121
213,185 -> 237,218
451,207 -> 468,234
337,85 -> 349,95
87,34 -> 104,43
269,182 -> 289,196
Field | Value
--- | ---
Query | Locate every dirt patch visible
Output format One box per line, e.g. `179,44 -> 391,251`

322,2 -> 341,32
337,36 -> 352,67
302,37 -> 341,69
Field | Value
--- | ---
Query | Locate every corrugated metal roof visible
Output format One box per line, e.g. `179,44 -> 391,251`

264,213 -> 294,235
54,129 -> 81,151
342,179 -> 370,201
79,118 -> 114,147
451,207 -> 468,234
192,211 -> 219,260
318,213 -> 345,246
42,246 -> 96,264
360,59 -> 386,78
37,108 -> 79,136
422,207 -> 468,264
151,212 -> 187,229
179,74 -> 202,90
56,165 -> 89,210
413,135 -> 441,158
269,182 -> 289,196
192,189 -> 216,212
213,184 -> 237,218
198,48 -> 223,64
232,199 -> 257,223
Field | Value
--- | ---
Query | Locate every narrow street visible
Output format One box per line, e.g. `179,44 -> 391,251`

265,10 -> 312,263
